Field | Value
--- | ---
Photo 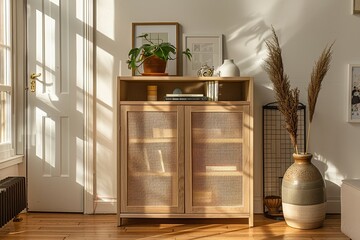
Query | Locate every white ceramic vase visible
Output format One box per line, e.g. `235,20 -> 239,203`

218,59 -> 240,77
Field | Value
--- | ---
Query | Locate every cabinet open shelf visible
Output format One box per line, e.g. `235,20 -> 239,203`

118,76 -> 252,102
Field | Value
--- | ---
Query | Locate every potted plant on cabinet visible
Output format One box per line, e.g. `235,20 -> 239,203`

263,27 -> 334,229
127,33 -> 192,75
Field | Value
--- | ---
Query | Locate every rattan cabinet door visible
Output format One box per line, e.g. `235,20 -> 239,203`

185,105 -> 250,214
120,105 -> 184,214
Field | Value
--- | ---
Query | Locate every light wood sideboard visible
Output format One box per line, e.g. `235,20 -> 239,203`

117,76 -> 253,227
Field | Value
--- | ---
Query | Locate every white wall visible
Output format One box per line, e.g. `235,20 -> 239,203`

95,0 -> 360,213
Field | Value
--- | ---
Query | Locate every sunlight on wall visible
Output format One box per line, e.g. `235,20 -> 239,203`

96,140 -> 115,198
97,0 -> 114,40
96,47 -> 114,106
96,103 -> 113,141
96,45 -> 116,201
225,1 -> 306,76
314,152 -> 344,187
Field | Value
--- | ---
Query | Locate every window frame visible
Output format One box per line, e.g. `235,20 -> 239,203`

0,0 -> 15,162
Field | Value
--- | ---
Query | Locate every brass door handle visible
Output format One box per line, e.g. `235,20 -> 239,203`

30,73 -> 41,92
30,73 -> 41,79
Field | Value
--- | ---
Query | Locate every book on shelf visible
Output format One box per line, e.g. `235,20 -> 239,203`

164,96 -> 208,101
166,93 -> 204,97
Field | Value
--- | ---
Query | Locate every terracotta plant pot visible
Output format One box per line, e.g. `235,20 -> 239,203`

143,55 -> 167,75
282,153 -> 326,229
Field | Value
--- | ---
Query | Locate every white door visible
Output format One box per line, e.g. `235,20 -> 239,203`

27,0 -> 84,212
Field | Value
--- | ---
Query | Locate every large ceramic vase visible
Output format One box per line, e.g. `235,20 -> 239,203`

282,153 -> 326,229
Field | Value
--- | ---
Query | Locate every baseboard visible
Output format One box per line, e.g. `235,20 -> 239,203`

94,198 -> 117,214
326,197 -> 341,213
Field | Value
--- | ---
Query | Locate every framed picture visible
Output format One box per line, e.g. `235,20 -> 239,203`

348,64 -> 360,122
132,22 -> 179,75
354,0 -> 360,14
183,34 -> 223,76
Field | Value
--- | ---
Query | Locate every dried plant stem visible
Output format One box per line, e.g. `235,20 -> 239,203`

306,43 -> 333,152
264,27 -> 333,155
264,27 -> 299,153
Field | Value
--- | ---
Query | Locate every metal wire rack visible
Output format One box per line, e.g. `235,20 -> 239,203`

262,102 -> 306,219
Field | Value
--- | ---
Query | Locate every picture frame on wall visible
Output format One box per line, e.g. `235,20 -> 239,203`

348,64 -> 360,122
183,34 -> 223,76
132,22 -> 179,75
354,0 -> 360,14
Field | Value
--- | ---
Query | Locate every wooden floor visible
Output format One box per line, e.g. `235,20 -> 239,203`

0,213 -> 349,240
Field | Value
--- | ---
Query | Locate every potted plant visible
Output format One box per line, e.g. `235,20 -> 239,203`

264,27 -> 333,229
127,34 -> 192,75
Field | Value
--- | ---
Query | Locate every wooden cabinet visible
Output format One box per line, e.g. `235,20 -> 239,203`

117,76 -> 253,226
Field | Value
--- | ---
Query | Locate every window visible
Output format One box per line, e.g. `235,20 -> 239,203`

0,0 -> 13,157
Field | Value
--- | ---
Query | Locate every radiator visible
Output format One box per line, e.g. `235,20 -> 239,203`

0,177 -> 26,228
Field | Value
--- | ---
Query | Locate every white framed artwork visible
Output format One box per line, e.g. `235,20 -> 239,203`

348,64 -> 360,122
183,34 -> 223,76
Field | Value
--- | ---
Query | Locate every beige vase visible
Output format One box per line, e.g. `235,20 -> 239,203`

282,153 -> 326,229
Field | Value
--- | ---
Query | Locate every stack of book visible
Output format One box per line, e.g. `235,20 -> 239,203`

164,93 -> 208,101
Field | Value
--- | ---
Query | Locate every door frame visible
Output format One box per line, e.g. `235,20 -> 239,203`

82,0 -> 95,214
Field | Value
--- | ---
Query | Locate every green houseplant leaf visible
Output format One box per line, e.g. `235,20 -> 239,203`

127,34 -> 192,72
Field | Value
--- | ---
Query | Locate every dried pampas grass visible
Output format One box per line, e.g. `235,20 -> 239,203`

263,26 -> 333,154
306,42 -> 334,151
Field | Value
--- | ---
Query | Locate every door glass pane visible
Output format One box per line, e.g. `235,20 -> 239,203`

0,0 -> 11,46
191,111 -> 243,206
0,47 -> 11,85
0,91 -> 11,143
126,111 -> 178,207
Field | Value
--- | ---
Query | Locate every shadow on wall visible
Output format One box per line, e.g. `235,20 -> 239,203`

313,153 -> 341,212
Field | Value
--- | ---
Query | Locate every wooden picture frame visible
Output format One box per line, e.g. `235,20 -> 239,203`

183,34 -> 223,76
354,0 -> 360,14
132,22 -> 179,76
348,64 -> 360,122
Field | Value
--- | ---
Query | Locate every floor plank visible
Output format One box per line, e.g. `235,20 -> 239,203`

0,213 -> 349,240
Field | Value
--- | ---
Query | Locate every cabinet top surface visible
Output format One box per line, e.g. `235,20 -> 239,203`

118,76 -> 253,82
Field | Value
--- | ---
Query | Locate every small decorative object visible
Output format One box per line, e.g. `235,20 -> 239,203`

348,64 -> 360,122
172,88 -> 182,94
197,64 -> 214,77
147,85 -> 157,101
128,22 -> 192,76
264,195 -> 282,215
218,59 -> 240,77
264,26 -> 333,229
